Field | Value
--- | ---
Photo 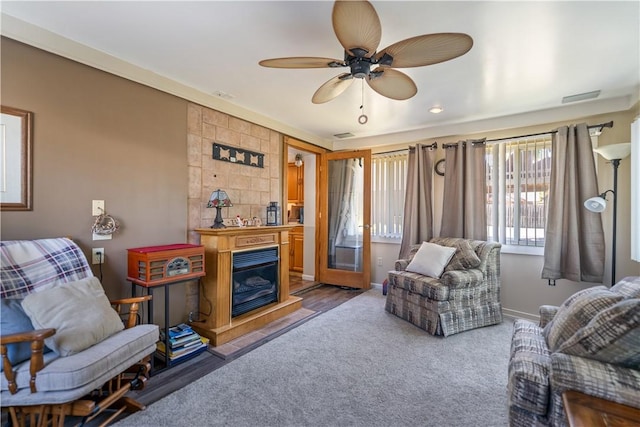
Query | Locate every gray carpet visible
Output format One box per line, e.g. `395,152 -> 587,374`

115,290 -> 513,427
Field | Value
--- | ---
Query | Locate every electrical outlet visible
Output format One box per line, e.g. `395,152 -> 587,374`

377,257 -> 383,266
92,248 -> 104,264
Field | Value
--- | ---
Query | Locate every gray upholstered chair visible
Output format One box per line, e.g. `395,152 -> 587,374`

385,237 -> 503,337
508,276 -> 640,426
1,237 -> 159,426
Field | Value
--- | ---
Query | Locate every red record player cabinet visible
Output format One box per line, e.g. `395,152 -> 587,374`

127,243 -> 205,287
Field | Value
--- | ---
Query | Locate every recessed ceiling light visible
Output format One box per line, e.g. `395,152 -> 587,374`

561,90 -> 600,104
429,106 -> 443,114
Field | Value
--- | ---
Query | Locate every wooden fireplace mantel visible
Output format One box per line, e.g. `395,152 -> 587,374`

191,226 -> 302,346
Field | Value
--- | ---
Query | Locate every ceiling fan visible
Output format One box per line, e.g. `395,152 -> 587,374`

259,0 -> 473,104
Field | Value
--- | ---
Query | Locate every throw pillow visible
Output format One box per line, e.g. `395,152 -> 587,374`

542,286 -> 605,338
21,276 -> 124,357
610,277 -> 640,299
405,242 -> 456,279
0,299 -> 51,370
557,298 -> 640,368
443,240 -> 482,271
544,287 -> 623,352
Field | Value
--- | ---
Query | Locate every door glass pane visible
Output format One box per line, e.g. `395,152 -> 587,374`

327,157 -> 364,272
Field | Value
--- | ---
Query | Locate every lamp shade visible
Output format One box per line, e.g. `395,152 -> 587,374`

294,153 -> 303,167
207,189 -> 232,208
584,196 -> 607,213
593,142 -> 631,160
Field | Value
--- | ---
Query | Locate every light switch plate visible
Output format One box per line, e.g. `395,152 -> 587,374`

92,200 -> 105,216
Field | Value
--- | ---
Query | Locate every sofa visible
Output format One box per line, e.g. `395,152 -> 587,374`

385,237 -> 503,337
1,237 -> 159,426
508,276 -> 640,426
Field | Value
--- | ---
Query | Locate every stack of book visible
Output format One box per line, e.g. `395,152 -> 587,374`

157,323 -> 208,364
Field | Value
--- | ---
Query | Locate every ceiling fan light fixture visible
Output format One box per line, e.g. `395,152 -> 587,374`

429,106 -> 444,114
259,0 -> 473,104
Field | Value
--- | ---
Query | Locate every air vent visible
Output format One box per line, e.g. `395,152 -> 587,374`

334,132 -> 355,139
213,90 -> 235,100
562,90 -> 600,104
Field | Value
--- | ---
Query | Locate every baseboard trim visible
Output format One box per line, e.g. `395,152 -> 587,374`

503,307 -> 539,322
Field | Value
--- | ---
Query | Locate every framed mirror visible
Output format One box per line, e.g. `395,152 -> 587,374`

1,106 -> 33,211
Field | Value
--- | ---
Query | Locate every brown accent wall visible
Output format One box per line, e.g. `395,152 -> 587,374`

1,38 -> 286,325
1,38 -> 189,323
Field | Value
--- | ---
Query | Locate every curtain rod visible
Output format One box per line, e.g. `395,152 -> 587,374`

485,120 -> 613,143
375,142 -> 437,156
375,121 -> 613,153
442,121 -> 614,148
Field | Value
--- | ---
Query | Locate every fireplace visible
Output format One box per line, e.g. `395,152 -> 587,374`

232,246 -> 278,317
192,226 -> 302,346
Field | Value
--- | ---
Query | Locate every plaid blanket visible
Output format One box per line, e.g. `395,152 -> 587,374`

0,238 -> 93,299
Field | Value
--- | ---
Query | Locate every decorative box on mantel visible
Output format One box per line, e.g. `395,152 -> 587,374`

192,225 -> 302,346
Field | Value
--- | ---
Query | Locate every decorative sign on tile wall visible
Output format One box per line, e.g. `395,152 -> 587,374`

212,143 -> 264,168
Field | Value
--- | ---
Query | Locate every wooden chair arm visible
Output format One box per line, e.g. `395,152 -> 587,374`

111,295 -> 153,329
0,328 -> 56,345
1,328 -> 56,395
110,295 -> 152,305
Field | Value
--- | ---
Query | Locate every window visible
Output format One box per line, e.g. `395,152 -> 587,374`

486,136 -> 551,247
371,152 -> 408,239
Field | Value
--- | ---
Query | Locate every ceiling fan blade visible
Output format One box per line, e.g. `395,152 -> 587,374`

259,57 -> 344,69
375,33 -> 473,68
312,73 -> 354,104
367,68 -> 417,100
332,0 -> 381,58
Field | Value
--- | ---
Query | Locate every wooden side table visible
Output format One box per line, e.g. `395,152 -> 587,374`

562,390 -> 640,427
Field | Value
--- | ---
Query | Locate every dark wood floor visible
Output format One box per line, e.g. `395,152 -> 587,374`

125,283 -> 365,409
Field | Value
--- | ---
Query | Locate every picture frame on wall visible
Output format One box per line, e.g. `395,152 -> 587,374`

1,106 -> 33,211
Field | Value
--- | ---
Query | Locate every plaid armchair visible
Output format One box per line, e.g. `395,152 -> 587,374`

508,276 -> 640,426
385,237 -> 503,337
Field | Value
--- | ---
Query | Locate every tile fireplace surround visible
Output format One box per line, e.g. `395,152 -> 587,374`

191,225 -> 302,346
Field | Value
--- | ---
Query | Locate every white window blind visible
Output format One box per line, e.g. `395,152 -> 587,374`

371,152 -> 408,239
486,136 -> 551,247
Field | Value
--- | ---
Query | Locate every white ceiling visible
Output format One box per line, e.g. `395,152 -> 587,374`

1,1 -> 638,149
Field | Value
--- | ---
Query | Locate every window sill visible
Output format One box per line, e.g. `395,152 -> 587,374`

371,236 -> 402,244
501,245 -> 544,256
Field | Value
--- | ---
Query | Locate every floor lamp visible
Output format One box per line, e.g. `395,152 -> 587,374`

584,142 -> 631,286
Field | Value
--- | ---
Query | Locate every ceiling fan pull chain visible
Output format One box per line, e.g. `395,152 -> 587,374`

358,80 -> 368,125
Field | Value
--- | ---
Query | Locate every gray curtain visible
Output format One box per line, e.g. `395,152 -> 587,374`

399,144 -> 436,258
542,123 -> 604,282
440,139 -> 487,239
327,158 -> 358,268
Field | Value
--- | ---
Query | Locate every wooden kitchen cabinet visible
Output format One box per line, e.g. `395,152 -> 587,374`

290,225 -> 304,273
287,163 -> 304,203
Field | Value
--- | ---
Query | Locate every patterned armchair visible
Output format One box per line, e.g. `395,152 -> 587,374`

385,237 -> 503,337
508,276 -> 640,426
